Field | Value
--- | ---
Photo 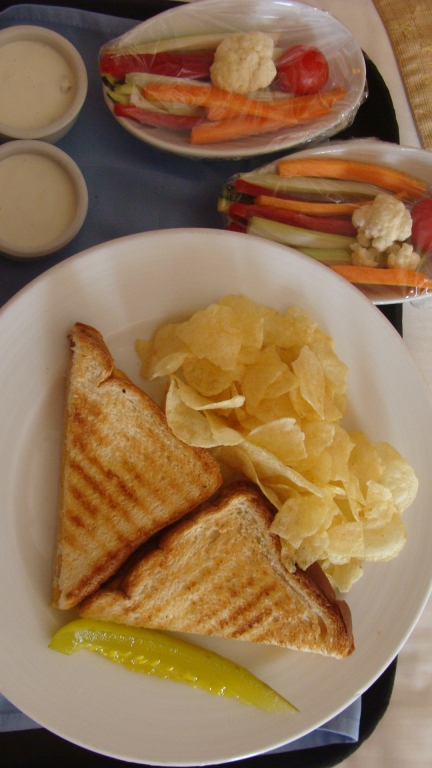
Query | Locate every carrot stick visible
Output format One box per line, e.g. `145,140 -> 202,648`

255,194 -> 367,216
206,96 -> 333,122
205,87 -> 345,122
190,115 -> 291,144
330,265 -> 432,289
143,81 -> 213,106
143,82 -> 344,123
277,158 -> 427,197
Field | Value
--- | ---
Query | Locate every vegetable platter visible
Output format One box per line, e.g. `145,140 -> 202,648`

99,0 -> 366,159
219,138 -> 432,304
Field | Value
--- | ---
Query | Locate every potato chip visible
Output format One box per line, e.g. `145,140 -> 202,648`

219,294 -> 264,348
333,393 -> 347,418
138,295 -> 418,592
327,425 -> 355,483
374,441 -> 419,513
362,480 -> 396,528
342,472 -> 365,521
136,324 -> 190,380
288,386 -> 319,421
333,498 -> 357,523
291,451 -> 333,486
173,376 -> 245,411
325,560 -> 363,593
176,304 -> 242,370
296,530 -> 330,571
213,445 -> 282,510
326,521 -> 364,564
348,431 -> 383,490
291,346 -> 326,418
248,418 -> 307,464
301,420 -> 335,457
271,493 -> 338,549
236,345 -> 262,365
246,392 -> 299,423
182,356 -> 245,397
232,406 -> 263,432
241,440 -> 325,497
165,378 -> 218,448
289,385 -> 343,423
265,481 -> 297,504
264,368 -> 298,400
363,515 -> 407,561
308,328 -> 349,397
241,346 -> 288,408
262,305 -> 317,348
205,411 -> 244,446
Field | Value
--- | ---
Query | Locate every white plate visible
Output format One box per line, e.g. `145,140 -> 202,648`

104,0 -> 365,159
249,138 -> 432,305
1,229 -> 432,765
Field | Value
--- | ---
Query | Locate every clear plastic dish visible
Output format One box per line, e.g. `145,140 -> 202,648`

100,0 -> 366,159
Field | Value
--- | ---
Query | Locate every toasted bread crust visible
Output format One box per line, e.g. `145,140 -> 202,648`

52,323 -> 222,610
79,482 -> 354,658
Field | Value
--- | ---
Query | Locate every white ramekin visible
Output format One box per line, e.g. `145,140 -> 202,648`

0,140 -> 88,259
0,25 -> 88,143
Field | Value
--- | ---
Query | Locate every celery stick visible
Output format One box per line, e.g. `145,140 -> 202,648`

109,32 -> 279,55
248,216 -> 356,249
107,33 -> 231,56
105,89 -> 129,105
125,72 -> 204,88
218,197 -> 231,214
113,83 -> 135,95
129,88 -> 204,117
298,247 -> 352,264
240,172 -> 385,199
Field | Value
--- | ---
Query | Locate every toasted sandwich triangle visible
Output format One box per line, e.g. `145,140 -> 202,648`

52,322 -> 222,610
78,482 -> 354,658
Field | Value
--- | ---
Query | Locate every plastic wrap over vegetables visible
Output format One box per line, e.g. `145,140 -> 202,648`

99,0 -> 367,159
219,138 -> 432,304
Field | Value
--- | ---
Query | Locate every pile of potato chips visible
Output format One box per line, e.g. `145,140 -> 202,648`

136,295 -> 418,592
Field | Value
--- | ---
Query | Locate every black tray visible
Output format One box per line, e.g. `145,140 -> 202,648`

0,3 -> 401,766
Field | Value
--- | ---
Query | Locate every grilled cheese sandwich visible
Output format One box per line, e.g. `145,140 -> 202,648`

78,482 -> 354,658
52,322 -> 222,610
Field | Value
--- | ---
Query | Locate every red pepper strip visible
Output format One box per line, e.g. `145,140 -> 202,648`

229,202 -> 357,236
227,221 -> 247,233
113,103 -> 203,130
100,52 -> 214,80
235,178 -> 292,199
235,178 -> 317,202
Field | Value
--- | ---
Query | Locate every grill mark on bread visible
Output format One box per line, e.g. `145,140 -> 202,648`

225,587 -> 275,638
79,482 -> 354,657
69,412 -> 206,521
52,322 -> 222,610
67,457 -> 138,536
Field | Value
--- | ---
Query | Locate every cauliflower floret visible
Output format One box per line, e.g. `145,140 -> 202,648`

356,231 -> 373,248
352,193 -> 412,252
386,242 -> 421,270
210,31 -> 276,95
350,242 -> 381,267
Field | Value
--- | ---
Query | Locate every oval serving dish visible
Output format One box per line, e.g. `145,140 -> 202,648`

101,0 -> 366,159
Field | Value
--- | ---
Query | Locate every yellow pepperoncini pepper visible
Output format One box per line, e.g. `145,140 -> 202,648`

49,619 -> 297,714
